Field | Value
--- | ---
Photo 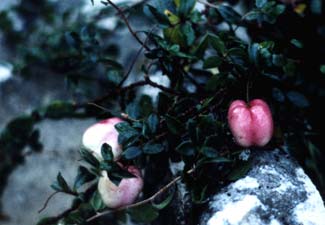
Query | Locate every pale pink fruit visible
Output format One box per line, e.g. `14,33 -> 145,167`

82,117 -> 123,160
98,165 -> 143,208
227,99 -> 273,147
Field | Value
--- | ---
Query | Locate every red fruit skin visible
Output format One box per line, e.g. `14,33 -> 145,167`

98,165 -> 143,208
82,117 -> 123,160
227,99 -> 273,147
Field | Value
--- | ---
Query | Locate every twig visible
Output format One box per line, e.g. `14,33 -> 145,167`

118,26 -> 157,88
81,80 -> 147,106
246,80 -> 250,103
184,72 -> 204,90
106,0 -> 149,51
144,74 -> 183,96
121,113 -> 139,122
121,80 -> 148,91
198,0 -> 246,33
87,102 -> 111,112
86,168 -> 195,222
120,75 -> 183,96
118,45 -> 144,88
197,0 -> 220,9
118,0 -> 150,14
38,191 -> 60,213
87,76 -> 182,106
234,10 -> 256,32
37,203 -> 80,225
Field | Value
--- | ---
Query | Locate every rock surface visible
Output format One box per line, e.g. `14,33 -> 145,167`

1,119 -> 95,225
200,149 -> 325,225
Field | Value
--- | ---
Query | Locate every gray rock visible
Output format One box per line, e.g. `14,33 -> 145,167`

0,62 -> 12,83
1,119 -> 95,225
200,150 -> 325,225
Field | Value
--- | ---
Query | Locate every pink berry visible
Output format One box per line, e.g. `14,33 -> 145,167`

227,99 -> 273,147
98,165 -> 143,208
82,117 -> 123,160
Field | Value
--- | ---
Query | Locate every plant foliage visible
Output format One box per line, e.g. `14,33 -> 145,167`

0,0 -> 325,224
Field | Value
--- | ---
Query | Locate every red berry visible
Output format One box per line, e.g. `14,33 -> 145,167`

82,117 -> 123,160
227,99 -> 273,147
98,165 -> 143,208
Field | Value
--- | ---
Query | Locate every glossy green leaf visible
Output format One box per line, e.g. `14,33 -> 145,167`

194,34 -> 209,57
209,34 -> 226,55
164,25 -> 186,47
320,65 -> 325,74
182,22 -> 195,46
191,184 -> 208,204
43,101 -> 75,119
248,43 -> 260,65
176,140 -> 196,156
201,146 -> 219,158
145,4 -> 170,26
228,161 -> 252,181
217,5 -> 241,24
80,148 -> 100,168
122,146 -> 142,159
203,56 -> 222,69
256,0 -> 267,8
178,0 -> 196,17
115,122 -> 139,146
90,190 -> 106,211
106,69 -> 123,85
101,143 -> 114,162
128,204 -> 159,223
287,91 -> 310,108
290,39 -> 303,48
165,115 -> 184,135
147,114 -> 159,134
152,190 -> 175,209
197,157 -> 232,168
74,166 -> 96,190
51,172 -> 72,193
187,119 -> 198,145
143,142 -> 164,154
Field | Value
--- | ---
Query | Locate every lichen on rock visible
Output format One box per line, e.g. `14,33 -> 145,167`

200,149 -> 325,225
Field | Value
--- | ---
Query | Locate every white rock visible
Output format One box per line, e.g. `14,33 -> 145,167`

0,62 -> 13,83
81,0 -> 142,16
97,17 -> 118,30
231,176 -> 260,190
293,168 -> 325,225
200,150 -> 325,225
169,160 -> 185,176
207,195 -> 262,225
140,72 -> 170,102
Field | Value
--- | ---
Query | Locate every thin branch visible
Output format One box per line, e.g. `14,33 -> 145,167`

38,204 -> 80,225
118,45 -> 144,88
121,80 -> 148,91
87,102 -> 111,112
118,0 -> 150,14
38,191 -> 60,213
246,80 -> 250,103
84,76 -> 183,107
86,168 -> 195,222
144,74 -> 183,96
106,0 -> 149,51
121,113 -> 139,122
183,71 -> 207,92
118,26 -> 157,88
81,80 -> 147,106
197,0 -> 220,9
198,0 -> 245,33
